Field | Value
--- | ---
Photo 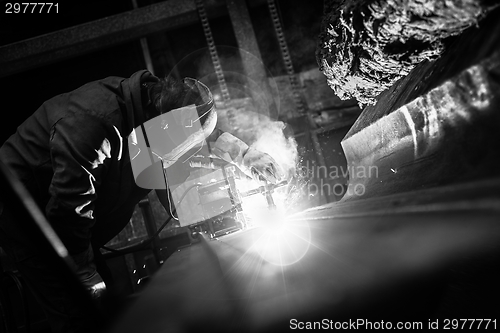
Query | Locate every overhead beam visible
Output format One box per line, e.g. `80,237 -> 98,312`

0,0 -> 239,78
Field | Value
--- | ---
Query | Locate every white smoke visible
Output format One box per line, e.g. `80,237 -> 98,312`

182,47 -> 298,178
215,98 -> 299,179
251,121 -> 298,178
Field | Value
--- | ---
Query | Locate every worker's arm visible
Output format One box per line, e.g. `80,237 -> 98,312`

206,128 -> 283,184
47,114 -> 116,297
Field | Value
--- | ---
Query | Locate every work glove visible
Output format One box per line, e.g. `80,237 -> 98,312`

212,132 -> 283,184
242,147 -> 283,184
71,246 -> 107,300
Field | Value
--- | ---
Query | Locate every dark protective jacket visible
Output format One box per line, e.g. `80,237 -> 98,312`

0,70 -> 158,255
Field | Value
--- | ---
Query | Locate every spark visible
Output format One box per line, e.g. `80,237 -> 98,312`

237,177 -> 312,267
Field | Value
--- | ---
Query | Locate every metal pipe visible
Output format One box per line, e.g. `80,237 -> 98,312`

132,0 -> 155,74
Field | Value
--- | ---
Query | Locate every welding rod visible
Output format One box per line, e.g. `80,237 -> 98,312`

240,179 -> 288,197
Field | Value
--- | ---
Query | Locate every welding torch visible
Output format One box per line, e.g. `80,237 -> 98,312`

240,179 -> 289,210
189,155 -> 287,210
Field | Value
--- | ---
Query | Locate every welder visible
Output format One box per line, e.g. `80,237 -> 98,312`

0,69 -> 283,333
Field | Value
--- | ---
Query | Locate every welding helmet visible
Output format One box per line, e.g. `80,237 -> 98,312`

128,78 -> 217,189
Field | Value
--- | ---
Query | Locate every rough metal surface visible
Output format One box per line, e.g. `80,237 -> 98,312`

334,5 -> 500,201
316,0 -> 498,107
341,50 -> 500,200
344,4 -> 500,137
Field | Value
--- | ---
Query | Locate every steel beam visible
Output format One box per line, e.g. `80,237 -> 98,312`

226,0 -> 277,118
0,0 -> 234,78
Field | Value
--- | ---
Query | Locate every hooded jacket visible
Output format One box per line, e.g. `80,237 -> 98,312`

0,70 -> 157,256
